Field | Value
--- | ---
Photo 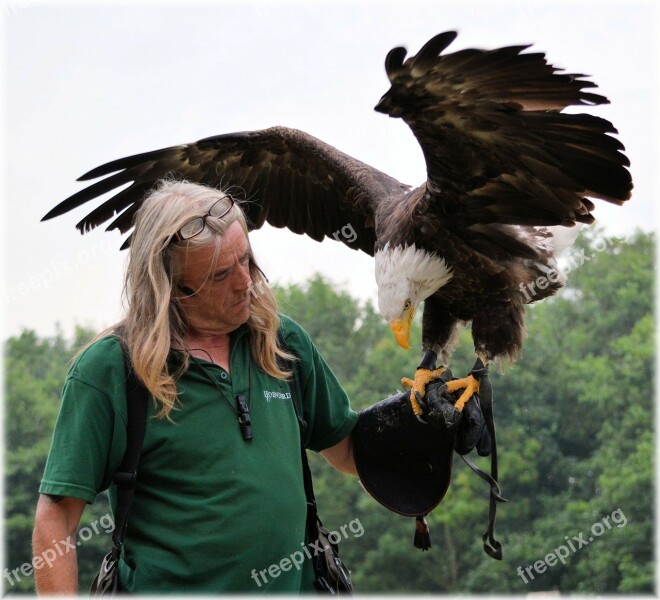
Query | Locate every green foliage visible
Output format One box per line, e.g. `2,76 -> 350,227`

4,326 -> 112,593
275,273 -> 384,384
4,230 -> 654,593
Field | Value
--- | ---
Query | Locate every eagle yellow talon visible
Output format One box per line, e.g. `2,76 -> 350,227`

402,367 -> 446,417
445,374 -> 480,412
409,391 -> 424,417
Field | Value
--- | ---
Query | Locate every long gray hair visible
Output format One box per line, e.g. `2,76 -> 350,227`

82,179 -> 292,419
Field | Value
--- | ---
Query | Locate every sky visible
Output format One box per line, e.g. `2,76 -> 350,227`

2,0 -> 658,340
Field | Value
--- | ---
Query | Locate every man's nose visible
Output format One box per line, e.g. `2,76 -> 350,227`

234,263 -> 252,290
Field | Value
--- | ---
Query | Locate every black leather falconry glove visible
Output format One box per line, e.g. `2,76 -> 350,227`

417,368 -> 492,456
353,366 -> 504,557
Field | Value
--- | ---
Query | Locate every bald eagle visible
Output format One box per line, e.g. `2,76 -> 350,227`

43,31 -> 632,414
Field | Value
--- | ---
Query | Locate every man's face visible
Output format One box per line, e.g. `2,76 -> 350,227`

177,220 -> 253,335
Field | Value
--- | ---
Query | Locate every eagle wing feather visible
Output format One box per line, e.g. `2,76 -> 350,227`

43,126 -> 407,255
375,31 -> 632,227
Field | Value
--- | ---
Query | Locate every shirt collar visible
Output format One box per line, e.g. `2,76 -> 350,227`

168,322 -> 251,368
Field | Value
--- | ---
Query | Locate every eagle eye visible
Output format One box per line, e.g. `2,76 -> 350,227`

403,299 -> 412,311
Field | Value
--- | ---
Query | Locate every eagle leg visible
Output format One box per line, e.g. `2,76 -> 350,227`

401,349 -> 445,421
445,353 -> 489,412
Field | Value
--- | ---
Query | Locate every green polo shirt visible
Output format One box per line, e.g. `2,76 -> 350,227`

39,314 -> 357,593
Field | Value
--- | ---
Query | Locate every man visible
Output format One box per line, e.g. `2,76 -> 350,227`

33,180 -> 358,593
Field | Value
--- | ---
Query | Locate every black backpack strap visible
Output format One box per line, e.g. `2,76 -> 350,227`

275,333 -> 321,529
111,330 -> 149,559
277,330 -> 354,594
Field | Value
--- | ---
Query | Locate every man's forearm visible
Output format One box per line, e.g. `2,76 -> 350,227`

32,495 -> 86,595
33,522 -> 79,593
321,432 -> 357,475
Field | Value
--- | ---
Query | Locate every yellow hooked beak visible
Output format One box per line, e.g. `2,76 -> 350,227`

390,306 -> 415,349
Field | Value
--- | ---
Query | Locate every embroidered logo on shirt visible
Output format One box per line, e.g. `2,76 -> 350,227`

263,390 -> 292,402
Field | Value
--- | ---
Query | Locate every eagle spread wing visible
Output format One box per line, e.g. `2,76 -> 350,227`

376,31 -> 631,228
43,126 -> 407,254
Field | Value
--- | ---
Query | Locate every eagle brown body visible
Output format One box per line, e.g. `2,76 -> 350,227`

43,31 -> 632,385
375,187 -> 563,365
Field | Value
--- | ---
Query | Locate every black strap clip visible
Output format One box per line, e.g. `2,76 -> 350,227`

235,394 -> 253,441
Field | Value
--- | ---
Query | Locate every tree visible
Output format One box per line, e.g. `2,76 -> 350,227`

4,326 -> 112,594
275,273 -> 383,384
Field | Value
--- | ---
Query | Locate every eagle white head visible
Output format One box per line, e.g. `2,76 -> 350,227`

374,243 -> 453,349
